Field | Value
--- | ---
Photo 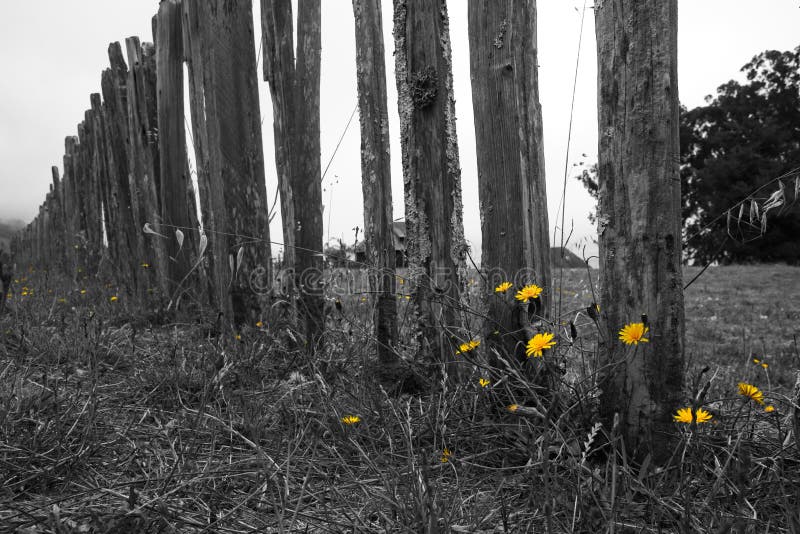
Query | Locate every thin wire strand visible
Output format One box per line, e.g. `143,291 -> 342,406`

556,0 -> 588,321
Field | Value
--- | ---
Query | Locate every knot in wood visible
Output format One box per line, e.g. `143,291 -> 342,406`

409,66 -> 438,109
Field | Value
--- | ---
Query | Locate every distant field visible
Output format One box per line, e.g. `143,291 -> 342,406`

554,264 -> 800,391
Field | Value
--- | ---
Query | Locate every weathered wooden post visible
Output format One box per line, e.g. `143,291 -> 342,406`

261,0 -> 297,274
352,0 -> 399,375
595,0 -> 685,461
126,37 -> 170,296
393,0 -> 468,368
468,0 -> 551,359
50,166 -> 66,274
155,0 -> 201,302
183,0 -> 272,325
102,44 -> 142,296
261,0 -> 324,348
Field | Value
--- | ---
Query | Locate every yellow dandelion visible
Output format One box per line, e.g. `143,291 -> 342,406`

110,296 -> 118,302
495,281 -> 513,293
507,404 -> 519,412
478,378 -> 490,388
737,382 -> 764,405
21,291 -> 28,297
441,448 -> 453,463
405,295 -> 411,300
673,407 -> 713,424
141,263 -> 150,268
80,289 -> 87,295
526,332 -> 556,358
761,363 -> 768,369
753,358 -> 760,364
341,415 -> 361,425
619,322 -> 649,345
515,284 -> 543,303
765,405 -> 775,413
235,334 -> 242,341
456,339 -> 481,354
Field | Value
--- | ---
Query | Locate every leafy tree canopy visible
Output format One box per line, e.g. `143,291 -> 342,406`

579,46 -> 800,264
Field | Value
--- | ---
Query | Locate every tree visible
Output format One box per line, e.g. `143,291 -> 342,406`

682,46 -> 800,265
393,0 -> 468,371
595,0 -> 684,461
579,46 -> 800,265
468,0 -> 551,359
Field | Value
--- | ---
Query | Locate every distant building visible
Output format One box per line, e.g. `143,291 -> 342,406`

355,221 -> 407,267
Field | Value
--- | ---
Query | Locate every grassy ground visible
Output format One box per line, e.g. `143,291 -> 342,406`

0,265 -> 798,532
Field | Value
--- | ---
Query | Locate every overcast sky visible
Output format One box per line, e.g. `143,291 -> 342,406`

1,1 -> 798,261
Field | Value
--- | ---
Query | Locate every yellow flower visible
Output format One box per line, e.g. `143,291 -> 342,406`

619,322 -> 649,345
495,281 -> 513,293
141,263 -> 150,268
737,382 -> 764,405
515,284 -> 543,303
341,415 -> 361,425
507,404 -> 519,412
110,296 -> 118,302
256,321 -> 264,328
57,298 -> 66,304
673,407 -> 713,424
235,334 -> 242,341
456,339 -> 481,354
753,358 -> 760,364
765,405 -> 775,413
405,295 -> 411,300
526,332 -> 556,358
80,289 -> 87,295
440,448 -> 453,463
478,378 -> 490,388
761,363 -> 768,369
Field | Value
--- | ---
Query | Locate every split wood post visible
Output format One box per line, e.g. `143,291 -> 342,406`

393,0 -> 468,371
183,0 -> 272,326
125,37 -> 170,297
468,0 -> 551,360
261,0 -> 324,348
90,94 -> 116,269
50,166 -> 66,274
83,107 -> 105,270
595,0 -> 685,462
352,0 -> 399,375
155,0 -> 201,304
260,0 -> 297,274
62,136 -> 80,278
103,44 -> 142,296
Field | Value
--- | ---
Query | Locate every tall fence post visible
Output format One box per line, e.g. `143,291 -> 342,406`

155,0 -> 201,305
393,0 -> 468,370
184,0 -> 272,326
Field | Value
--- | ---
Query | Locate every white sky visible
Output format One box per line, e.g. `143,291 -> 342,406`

1,1 -> 798,262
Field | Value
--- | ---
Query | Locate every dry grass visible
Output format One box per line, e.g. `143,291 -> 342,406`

0,265 -> 798,532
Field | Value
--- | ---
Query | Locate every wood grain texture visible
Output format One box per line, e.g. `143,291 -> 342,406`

261,0 -> 324,348
595,0 -> 684,461
183,0 -> 272,325
156,0 -> 201,300
393,0 -> 467,368
353,0 -> 398,369
126,37 -> 169,296
468,0 -> 551,359
102,45 -> 142,295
